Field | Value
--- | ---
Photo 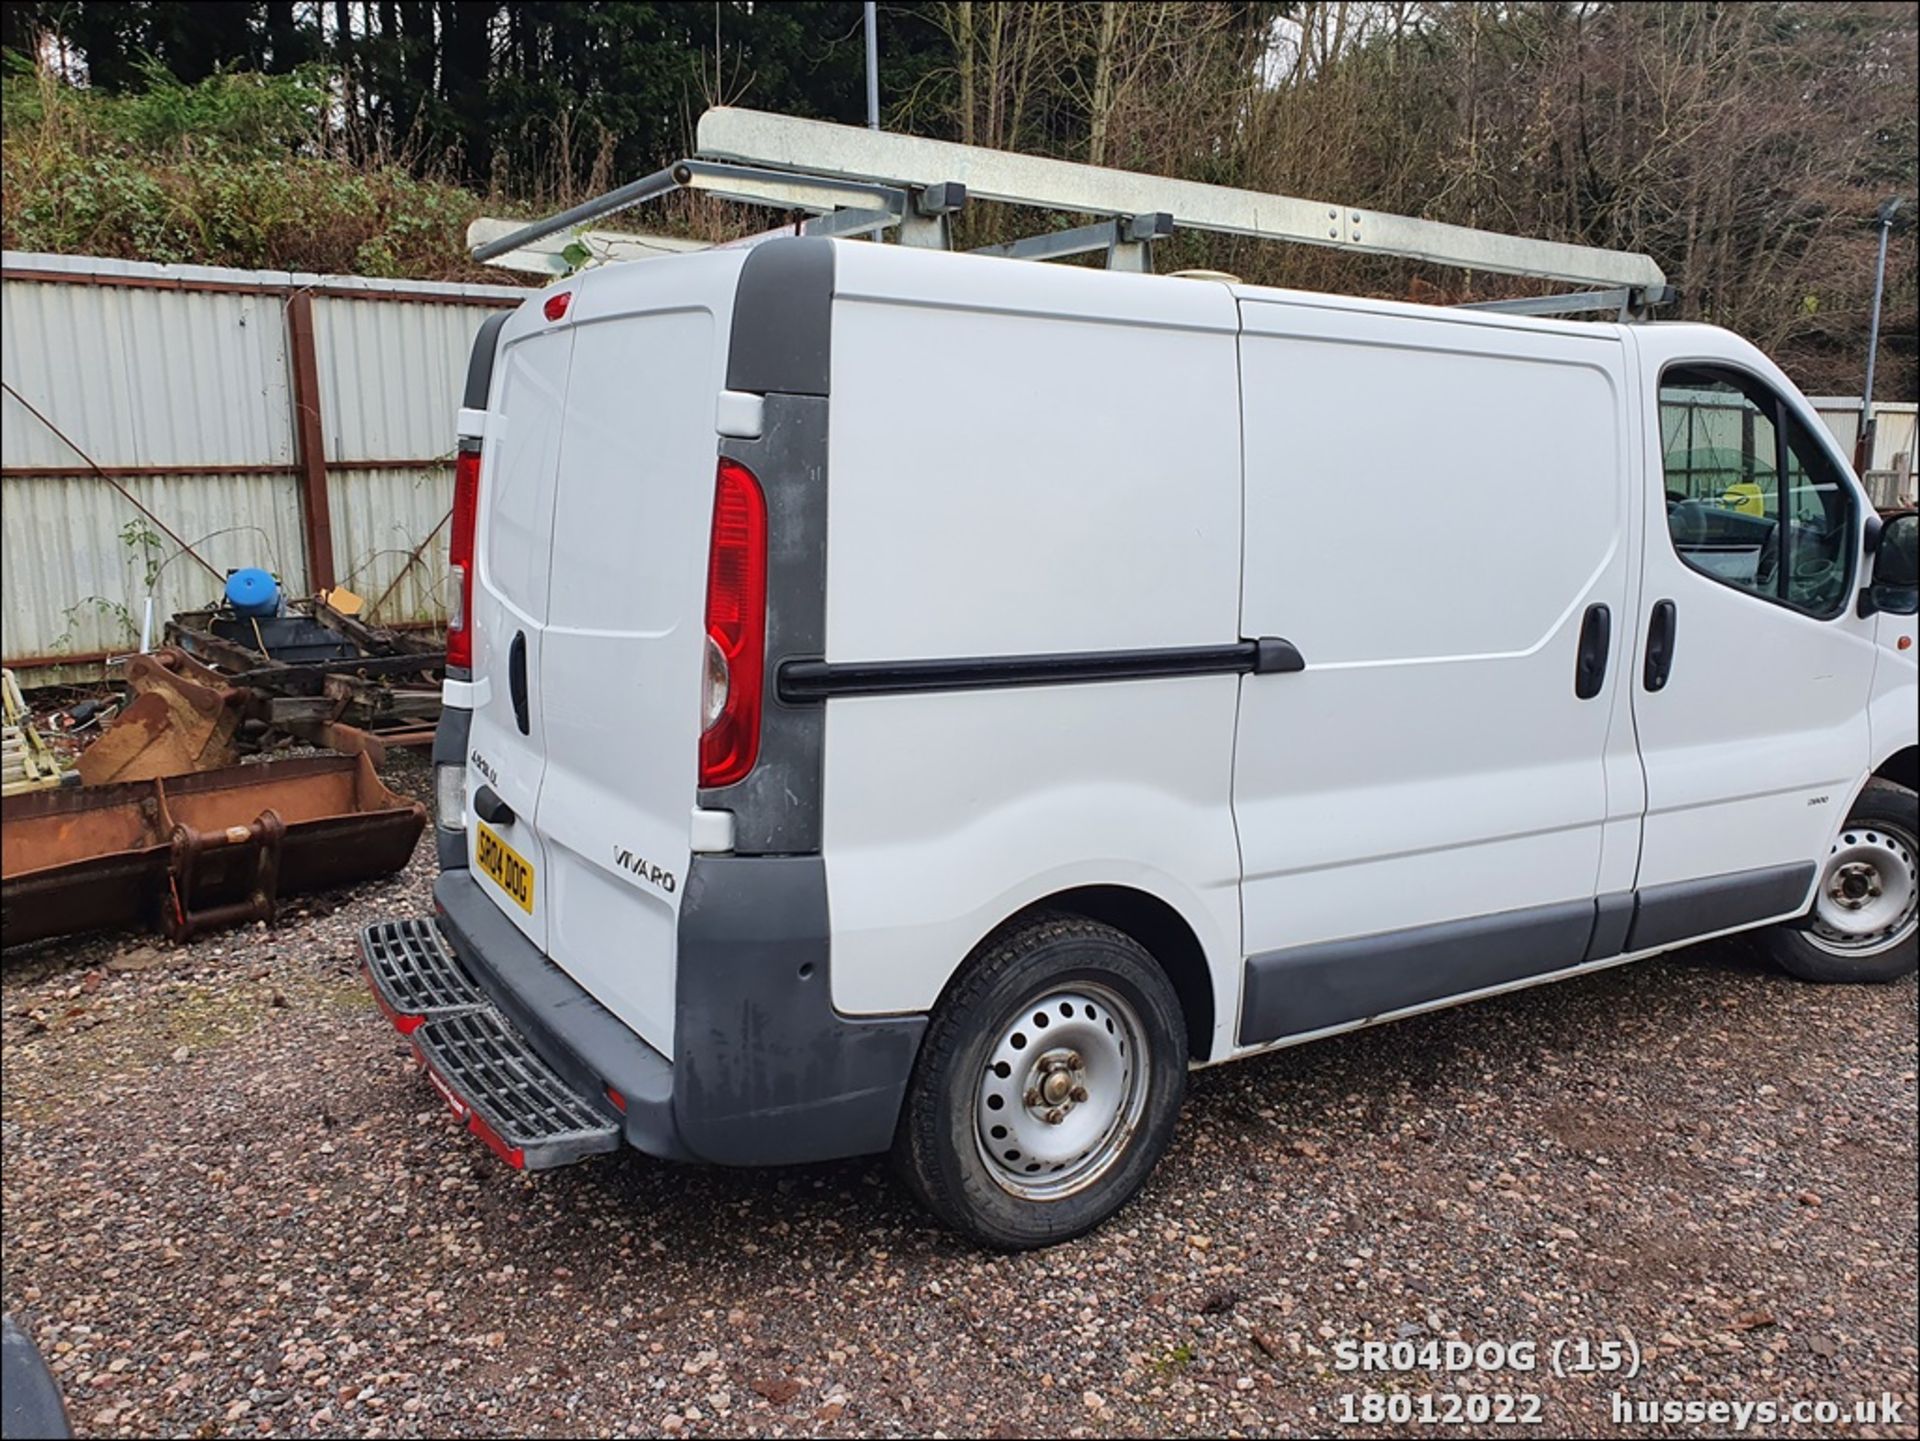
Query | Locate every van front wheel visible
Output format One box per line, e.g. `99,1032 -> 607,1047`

1763,780 -> 1919,983
893,914 -> 1187,1249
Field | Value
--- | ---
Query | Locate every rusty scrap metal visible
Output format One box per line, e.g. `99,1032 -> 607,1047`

311,596 -> 444,660
165,808 -> 287,941
164,600 -> 442,740
72,647 -> 398,781
364,725 -> 436,749
76,650 -> 244,785
1,752 -> 427,948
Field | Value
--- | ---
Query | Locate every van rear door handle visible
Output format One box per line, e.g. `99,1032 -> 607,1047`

1574,603 -> 1611,699
508,630 -> 530,734
1643,599 -> 1677,692
473,784 -> 514,826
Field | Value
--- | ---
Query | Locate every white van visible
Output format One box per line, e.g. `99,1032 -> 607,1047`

362,236 -> 1919,1249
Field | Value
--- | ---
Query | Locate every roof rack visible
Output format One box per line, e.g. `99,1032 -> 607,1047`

473,108 -> 1672,318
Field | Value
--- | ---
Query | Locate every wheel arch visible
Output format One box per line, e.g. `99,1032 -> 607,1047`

1806,755 -> 1920,916
973,885 -> 1219,1065
1872,745 -> 1918,796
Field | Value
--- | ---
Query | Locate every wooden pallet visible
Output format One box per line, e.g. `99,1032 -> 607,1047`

2,668 -> 66,796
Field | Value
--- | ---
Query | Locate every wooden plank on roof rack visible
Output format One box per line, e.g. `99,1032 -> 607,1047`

696,108 -> 1665,291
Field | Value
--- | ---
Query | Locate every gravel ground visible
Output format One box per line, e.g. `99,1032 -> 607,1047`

4,753 -> 1916,1439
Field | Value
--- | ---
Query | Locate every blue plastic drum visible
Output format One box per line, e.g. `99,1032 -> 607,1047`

224,567 -> 281,618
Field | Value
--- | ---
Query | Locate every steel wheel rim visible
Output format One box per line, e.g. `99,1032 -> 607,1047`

1808,822 -> 1919,955
974,982 -> 1148,1201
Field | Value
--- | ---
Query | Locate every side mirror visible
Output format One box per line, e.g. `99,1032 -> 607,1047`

1863,510 -> 1919,616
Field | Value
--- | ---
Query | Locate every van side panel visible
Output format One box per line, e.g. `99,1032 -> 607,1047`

1233,297 -> 1635,1042
822,246 -> 1244,658
822,681 -> 1244,1031
818,247 -> 1244,1055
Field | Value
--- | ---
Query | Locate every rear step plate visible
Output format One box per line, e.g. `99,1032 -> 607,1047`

360,918 -> 485,1029
413,1009 -> 620,1169
360,919 -> 619,1170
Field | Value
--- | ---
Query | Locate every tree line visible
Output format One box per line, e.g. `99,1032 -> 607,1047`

2,2 -> 1913,397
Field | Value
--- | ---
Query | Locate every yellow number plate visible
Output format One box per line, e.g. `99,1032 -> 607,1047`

475,821 -> 534,913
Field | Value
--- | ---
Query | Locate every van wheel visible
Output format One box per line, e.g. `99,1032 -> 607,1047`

893,914 -> 1187,1250
1763,780 -> 1919,983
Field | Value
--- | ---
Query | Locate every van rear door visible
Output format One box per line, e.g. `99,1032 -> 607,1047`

465,309 -> 575,951
531,254 -> 743,1057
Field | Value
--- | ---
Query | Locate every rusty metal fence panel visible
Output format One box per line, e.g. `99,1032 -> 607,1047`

1,251 -> 526,684
326,465 -> 456,626
1812,398 -> 1919,510
1,471 -> 311,687
312,292 -> 483,627
0,271 -> 293,468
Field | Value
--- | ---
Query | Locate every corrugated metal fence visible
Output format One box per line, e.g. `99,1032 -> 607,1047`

1,251 -> 527,686
1808,397 -> 1919,510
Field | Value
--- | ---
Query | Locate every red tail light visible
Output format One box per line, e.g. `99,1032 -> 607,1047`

446,445 -> 481,669
699,458 -> 768,788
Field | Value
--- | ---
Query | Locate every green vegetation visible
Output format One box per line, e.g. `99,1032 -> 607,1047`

1,56 -> 491,278
1,3 -> 1914,394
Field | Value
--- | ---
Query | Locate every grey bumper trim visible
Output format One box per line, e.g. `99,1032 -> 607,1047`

673,853 -> 927,1165
431,863 -> 928,1167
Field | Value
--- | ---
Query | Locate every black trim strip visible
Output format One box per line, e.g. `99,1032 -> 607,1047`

726,237 -> 834,398
1585,889 -> 1635,961
1625,862 -> 1815,951
779,639 -> 1293,702
1239,898 -> 1596,1047
462,312 -> 509,410
1238,862 -> 1821,1048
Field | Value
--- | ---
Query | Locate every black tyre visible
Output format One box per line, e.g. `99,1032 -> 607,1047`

893,914 -> 1188,1250
1762,780 -> 1919,983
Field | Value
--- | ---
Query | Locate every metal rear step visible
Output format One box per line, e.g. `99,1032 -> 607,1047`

360,918 -> 486,1028
360,919 -> 619,1170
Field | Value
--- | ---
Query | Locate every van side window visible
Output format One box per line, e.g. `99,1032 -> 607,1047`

1659,366 -> 1854,618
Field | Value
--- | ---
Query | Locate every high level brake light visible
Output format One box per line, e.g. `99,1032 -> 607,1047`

446,444 -> 481,670
699,458 -> 768,788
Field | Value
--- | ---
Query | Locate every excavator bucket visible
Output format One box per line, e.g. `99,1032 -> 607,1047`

76,649 -> 244,785
2,752 -> 426,947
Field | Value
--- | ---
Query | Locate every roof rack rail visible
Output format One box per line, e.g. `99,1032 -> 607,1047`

474,107 -> 1669,314
1456,284 -> 1679,320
